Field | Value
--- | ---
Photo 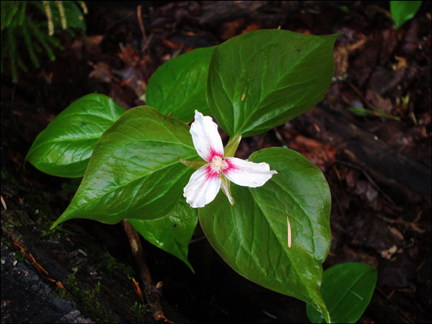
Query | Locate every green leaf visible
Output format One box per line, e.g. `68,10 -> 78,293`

127,199 -> 198,272
52,106 -> 198,228
26,94 -> 126,178
390,1 -> 422,29
207,30 -> 340,137
306,262 -> 378,323
199,147 -> 331,322
146,46 -> 216,123
207,30 -> 339,137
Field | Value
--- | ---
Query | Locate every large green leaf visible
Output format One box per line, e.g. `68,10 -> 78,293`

146,46 -> 216,123
127,199 -> 198,272
306,262 -> 378,323
52,106 -> 198,228
26,94 -> 126,178
207,30 -> 339,137
390,1 -> 422,29
199,147 -> 332,322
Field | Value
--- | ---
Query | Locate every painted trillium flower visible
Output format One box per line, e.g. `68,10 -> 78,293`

183,111 -> 277,208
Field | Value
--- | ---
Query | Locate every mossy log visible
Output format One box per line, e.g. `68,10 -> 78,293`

1,170 -> 191,323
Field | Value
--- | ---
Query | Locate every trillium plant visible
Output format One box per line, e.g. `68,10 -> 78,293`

26,30 -> 377,323
183,111 -> 277,208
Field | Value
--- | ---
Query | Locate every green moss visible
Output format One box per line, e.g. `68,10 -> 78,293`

0,236 -> 29,264
65,269 -> 118,323
0,236 -> 14,249
66,268 -> 79,289
130,301 -> 150,319
102,251 -> 135,279
1,168 -> 55,228
1,211 -> 27,264
55,285 -> 67,298
40,225 -> 75,238
1,170 -> 19,187
41,229 -> 57,238
1,167 -> 124,323
1,210 -> 23,228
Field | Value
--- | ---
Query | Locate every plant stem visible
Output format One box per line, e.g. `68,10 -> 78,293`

122,220 -> 164,321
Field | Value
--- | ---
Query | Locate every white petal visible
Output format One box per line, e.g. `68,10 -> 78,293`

223,158 -> 277,188
190,110 -> 224,162
220,175 -> 235,205
183,164 -> 221,208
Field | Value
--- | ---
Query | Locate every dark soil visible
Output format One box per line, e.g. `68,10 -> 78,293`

2,1 -> 431,323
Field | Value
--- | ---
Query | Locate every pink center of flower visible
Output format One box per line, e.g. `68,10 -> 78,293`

210,156 -> 227,175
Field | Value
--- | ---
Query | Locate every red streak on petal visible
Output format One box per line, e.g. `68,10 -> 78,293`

205,164 -> 220,182
222,158 -> 238,175
206,142 -> 223,161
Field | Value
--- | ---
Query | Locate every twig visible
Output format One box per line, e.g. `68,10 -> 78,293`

122,220 -> 164,321
1,195 -> 7,210
348,80 -> 374,109
375,285 -> 413,323
347,81 -> 400,120
189,236 -> 207,244
137,5 -> 149,53
335,160 -> 397,206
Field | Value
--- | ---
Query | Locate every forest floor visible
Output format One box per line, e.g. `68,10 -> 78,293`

1,1 -> 431,323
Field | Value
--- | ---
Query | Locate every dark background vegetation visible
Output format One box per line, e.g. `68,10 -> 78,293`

2,1 -> 431,323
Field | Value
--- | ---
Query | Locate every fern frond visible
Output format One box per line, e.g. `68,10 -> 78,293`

1,35 -> 6,73
56,1 -> 67,30
2,1 -> 87,82
42,1 -> 54,35
77,1 -> 88,14
17,56 -> 29,73
3,2 -> 19,28
18,2 -> 27,26
8,27 -> 19,82
28,19 -> 56,61
22,21 -> 40,68
44,29 -> 64,49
